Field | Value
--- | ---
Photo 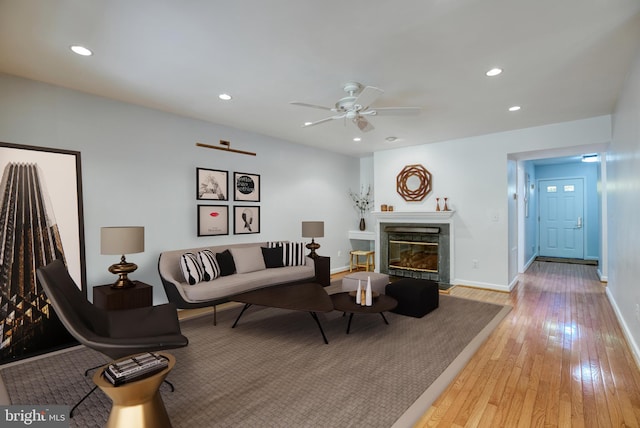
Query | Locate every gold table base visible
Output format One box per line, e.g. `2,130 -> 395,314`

93,353 -> 175,428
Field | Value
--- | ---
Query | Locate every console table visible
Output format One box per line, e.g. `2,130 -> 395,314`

93,281 -> 153,310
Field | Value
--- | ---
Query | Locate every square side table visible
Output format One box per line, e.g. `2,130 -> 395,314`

93,281 -> 153,310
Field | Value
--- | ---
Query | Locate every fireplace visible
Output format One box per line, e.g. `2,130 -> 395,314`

374,212 -> 454,289
388,227 -> 440,274
383,225 -> 450,286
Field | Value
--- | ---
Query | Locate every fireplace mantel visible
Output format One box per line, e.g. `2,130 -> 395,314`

372,210 -> 455,221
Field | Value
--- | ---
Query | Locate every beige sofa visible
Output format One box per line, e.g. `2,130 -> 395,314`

158,242 -> 324,323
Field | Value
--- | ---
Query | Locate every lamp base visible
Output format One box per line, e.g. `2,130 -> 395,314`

306,240 -> 320,259
108,258 -> 138,289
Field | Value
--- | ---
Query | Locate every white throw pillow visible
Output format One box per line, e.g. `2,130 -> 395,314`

229,246 -> 266,274
180,252 -> 204,285
198,249 -> 221,281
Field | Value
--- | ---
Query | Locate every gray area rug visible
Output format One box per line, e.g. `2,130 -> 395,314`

0,294 -> 508,428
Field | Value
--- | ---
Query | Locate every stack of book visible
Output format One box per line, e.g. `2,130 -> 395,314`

103,352 -> 169,386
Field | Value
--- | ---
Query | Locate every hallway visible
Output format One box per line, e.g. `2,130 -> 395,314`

416,261 -> 640,427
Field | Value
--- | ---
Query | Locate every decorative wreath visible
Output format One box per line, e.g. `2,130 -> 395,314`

396,164 -> 432,201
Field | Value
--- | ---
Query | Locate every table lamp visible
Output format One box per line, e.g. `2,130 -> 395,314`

301,221 -> 324,258
101,226 -> 145,288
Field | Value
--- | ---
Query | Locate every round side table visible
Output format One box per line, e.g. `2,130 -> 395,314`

331,292 -> 398,334
93,353 -> 175,428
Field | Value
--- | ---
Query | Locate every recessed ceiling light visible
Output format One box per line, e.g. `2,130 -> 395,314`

508,105 -> 521,112
218,93 -> 232,101
385,136 -> 398,142
70,45 -> 92,56
353,137 -> 362,142
304,122 -> 313,126
486,68 -> 502,77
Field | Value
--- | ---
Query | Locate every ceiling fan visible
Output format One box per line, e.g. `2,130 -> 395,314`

290,82 -> 420,132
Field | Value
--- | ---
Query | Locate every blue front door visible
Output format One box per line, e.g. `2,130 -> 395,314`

539,178 -> 584,259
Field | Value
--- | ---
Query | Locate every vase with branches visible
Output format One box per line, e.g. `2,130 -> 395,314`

349,185 -> 373,230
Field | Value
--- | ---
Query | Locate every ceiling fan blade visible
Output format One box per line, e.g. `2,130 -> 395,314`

353,86 -> 384,110
371,107 -> 421,116
353,115 -> 374,132
290,101 -> 334,111
302,114 -> 344,128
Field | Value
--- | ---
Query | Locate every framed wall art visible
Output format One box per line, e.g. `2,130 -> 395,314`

234,206 -> 260,234
0,141 -> 86,364
234,172 -> 260,202
197,205 -> 229,236
197,168 -> 228,200
396,164 -> 432,202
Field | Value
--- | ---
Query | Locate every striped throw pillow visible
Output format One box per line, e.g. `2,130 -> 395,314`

180,252 -> 204,285
283,242 -> 306,266
267,241 -> 306,266
198,249 -> 221,281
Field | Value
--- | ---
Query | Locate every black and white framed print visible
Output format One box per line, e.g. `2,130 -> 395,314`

0,142 -> 86,364
234,206 -> 260,234
198,205 -> 229,236
234,172 -> 260,202
197,168 -> 228,200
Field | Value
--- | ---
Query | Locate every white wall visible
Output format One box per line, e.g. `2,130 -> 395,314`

358,155 -> 375,230
373,115 -> 611,290
607,43 -> 640,365
0,73 -> 360,303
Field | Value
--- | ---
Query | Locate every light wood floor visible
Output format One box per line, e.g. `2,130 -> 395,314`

414,261 -> 640,428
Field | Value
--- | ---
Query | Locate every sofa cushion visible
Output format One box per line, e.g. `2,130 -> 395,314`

180,252 -> 204,285
283,242 -> 306,266
199,249 -> 221,281
230,246 -> 266,274
182,263 -> 316,302
261,246 -> 284,268
216,249 -> 236,276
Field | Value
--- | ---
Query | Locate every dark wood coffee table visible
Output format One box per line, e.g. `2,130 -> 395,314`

231,282 -> 334,344
330,292 -> 398,334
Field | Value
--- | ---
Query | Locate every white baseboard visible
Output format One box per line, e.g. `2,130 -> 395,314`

452,279 -> 512,292
605,287 -> 640,370
597,268 -> 608,282
331,265 -> 350,275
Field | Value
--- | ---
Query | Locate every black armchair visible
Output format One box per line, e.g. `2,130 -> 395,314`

36,259 -> 189,417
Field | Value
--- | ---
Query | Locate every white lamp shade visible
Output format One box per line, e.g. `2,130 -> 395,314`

101,226 -> 145,255
301,221 -> 324,238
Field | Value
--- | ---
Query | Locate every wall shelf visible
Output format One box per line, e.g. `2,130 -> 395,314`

348,230 -> 376,240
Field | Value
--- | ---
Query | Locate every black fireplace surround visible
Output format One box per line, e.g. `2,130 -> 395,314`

380,223 -> 450,289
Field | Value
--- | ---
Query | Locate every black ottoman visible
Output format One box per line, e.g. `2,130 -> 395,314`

385,278 -> 439,318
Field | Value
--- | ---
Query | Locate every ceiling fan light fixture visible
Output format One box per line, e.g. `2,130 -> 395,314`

291,82 -> 417,133
486,67 -> 502,77
70,45 -> 92,56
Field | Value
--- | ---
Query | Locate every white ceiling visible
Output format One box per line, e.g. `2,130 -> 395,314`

1,0 -> 639,157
